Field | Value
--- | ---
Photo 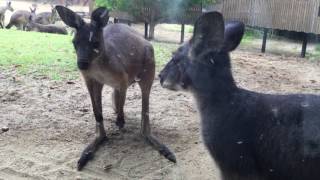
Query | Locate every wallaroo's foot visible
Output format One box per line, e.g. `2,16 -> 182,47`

77,151 -> 94,170
115,116 -> 125,129
159,145 -> 177,163
77,136 -> 108,171
145,135 -> 177,163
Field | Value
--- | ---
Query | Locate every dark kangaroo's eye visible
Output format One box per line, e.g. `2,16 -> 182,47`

92,42 -> 99,49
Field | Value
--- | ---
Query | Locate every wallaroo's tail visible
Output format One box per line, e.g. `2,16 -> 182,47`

5,23 -> 12,29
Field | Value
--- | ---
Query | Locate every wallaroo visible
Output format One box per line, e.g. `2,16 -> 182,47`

0,1 -> 14,28
6,7 -> 36,30
26,15 -> 67,35
55,6 -> 176,170
34,5 -> 59,25
159,11 -> 320,180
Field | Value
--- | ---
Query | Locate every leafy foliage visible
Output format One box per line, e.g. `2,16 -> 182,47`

96,0 -> 216,17
95,0 -> 217,39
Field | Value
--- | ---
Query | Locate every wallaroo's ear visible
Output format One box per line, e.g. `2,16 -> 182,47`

191,12 -> 225,58
55,5 -> 84,29
222,21 -> 245,52
8,1 -> 11,5
91,7 -> 109,29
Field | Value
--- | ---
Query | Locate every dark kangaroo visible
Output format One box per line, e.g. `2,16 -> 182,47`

6,7 -> 36,30
0,1 -> 14,28
26,15 -> 67,34
160,12 -> 320,180
35,5 -> 58,25
55,6 -> 176,170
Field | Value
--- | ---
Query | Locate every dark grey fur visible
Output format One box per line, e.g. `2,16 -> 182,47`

159,12 -> 320,180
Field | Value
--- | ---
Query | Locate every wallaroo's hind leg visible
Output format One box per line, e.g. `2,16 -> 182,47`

77,79 -> 108,171
112,88 -> 127,129
17,24 -> 23,30
138,76 -> 176,163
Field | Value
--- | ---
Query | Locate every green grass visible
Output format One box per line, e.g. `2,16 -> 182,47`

161,24 -> 194,33
0,29 -> 177,81
241,27 -> 263,45
0,29 -> 77,80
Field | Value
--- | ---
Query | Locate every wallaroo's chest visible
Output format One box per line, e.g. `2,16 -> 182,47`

80,56 -> 127,89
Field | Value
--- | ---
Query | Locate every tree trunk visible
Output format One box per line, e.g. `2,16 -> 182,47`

89,0 -> 95,15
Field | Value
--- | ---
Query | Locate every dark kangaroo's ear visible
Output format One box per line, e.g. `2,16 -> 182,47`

91,7 -> 109,28
223,21 -> 245,52
55,5 -> 84,29
191,12 -> 225,58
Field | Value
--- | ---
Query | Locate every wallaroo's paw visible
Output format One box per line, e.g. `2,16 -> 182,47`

77,151 -> 94,171
115,116 -> 125,129
77,136 -> 108,171
159,146 -> 177,163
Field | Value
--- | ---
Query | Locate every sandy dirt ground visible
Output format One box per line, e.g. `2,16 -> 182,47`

2,50 -> 320,180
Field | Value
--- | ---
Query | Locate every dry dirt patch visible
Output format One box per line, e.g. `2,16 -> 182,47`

2,50 -> 320,179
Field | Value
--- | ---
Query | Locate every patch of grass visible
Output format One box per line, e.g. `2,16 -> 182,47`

160,24 -> 194,34
241,27 -> 263,45
308,44 -> 320,60
0,29 -> 77,80
153,42 -> 178,68
0,29 -> 178,80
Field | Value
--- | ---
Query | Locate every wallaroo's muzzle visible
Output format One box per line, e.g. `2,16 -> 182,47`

77,59 -> 90,70
159,73 -> 164,85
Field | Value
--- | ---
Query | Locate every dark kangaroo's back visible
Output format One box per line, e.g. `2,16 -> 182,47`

159,12 -> 320,180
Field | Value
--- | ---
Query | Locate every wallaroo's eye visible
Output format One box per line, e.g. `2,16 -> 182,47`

93,42 -> 99,48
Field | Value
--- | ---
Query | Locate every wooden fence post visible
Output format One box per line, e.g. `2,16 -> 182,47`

301,33 -> 308,58
180,24 -> 185,44
144,22 -> 149,39
261,28 -> 268,53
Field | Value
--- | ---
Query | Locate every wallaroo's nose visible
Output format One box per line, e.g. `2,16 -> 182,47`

77,59 -> 90,70
158,72 -> 164,85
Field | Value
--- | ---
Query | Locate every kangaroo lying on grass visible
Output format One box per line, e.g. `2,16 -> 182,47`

159,12 -> 320,180
6,7 -> 36,30
55,6 -> 176,170
0,1 -> 14,28
34,5 -> 59,25
26,15 -> 67,35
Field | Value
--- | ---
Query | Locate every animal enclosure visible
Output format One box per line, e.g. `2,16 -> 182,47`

221,0 -> 320,57
222,0 -> 320,34
2,0 -> 320,179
